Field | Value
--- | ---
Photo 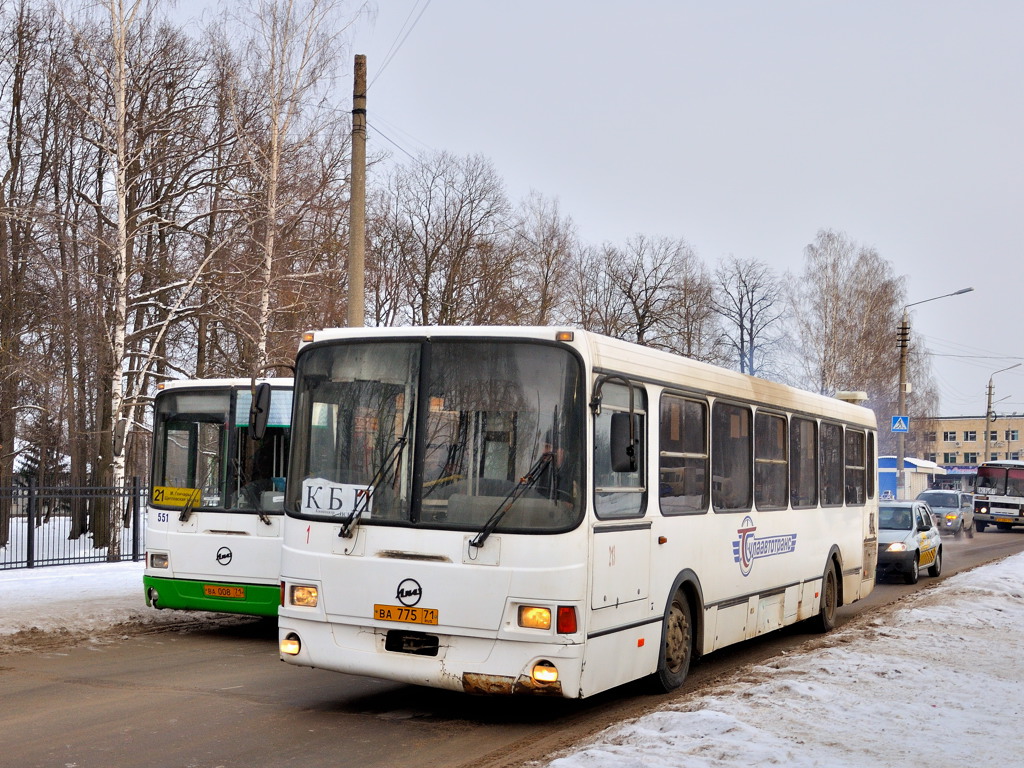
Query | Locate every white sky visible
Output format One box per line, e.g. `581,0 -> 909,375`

3,554 -> 1024,766
173,1 -> 1024,418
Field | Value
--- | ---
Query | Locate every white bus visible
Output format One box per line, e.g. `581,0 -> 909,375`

144,378 -> 292,617
973,460 -> 1024,532
277,328 -> 877,698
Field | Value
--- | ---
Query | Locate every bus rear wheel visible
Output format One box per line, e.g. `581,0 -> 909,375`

652,590 -> 693,693
810,562 -> 838,632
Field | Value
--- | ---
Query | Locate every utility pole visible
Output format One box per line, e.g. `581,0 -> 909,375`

895,287 -> 973,497
347,54 -> 366,328
985,363 -> 1022,462
985,378 -> 995,462
896,311 -> 910,497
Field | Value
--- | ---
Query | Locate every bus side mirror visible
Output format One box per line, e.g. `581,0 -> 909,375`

249,382 -> 272,440
610,412 -> 638,473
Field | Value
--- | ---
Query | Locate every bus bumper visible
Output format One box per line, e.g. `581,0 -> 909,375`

143,575 -> 280,616
278,615 -> 584,697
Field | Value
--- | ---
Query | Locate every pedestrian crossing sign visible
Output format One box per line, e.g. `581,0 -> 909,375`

891,416 -> 909,433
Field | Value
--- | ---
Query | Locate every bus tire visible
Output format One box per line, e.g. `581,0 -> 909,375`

810,561 -> 839,633
651,589 -> 693,693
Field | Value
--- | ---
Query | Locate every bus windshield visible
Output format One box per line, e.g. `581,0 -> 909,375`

974,466 -> 1007,495
151,387 -> 291,512
288,340 -> 584,532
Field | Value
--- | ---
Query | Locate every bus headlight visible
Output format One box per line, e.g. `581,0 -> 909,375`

518,606 -> 551,630
149,552 -> 169,569
280,633 -> 301,656
289,584 -> 319,607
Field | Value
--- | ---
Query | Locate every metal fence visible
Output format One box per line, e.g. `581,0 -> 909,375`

0,478 -> 145,569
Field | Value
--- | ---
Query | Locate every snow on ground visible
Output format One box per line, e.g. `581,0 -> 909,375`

2,556 -> 1023,767
547,554 -> 1024,768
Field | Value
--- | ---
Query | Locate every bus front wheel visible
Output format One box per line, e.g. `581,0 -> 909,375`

652,589 -> 693,693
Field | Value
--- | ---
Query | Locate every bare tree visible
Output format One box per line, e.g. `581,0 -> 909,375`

609,235 -> 699,348
563,244 -> 630,338
369,151 -> 512,326
508,190 -> 577,325
55,0 -> 245,551
0,0 -> 54,543
566,235 -> 722,361
788,228 -> 937,453
662,252 -> 725,365
225,0 -> 362,373
713,255 -> 786,377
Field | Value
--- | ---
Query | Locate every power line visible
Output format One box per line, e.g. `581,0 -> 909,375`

926,354 -> 1024,360
368,119 -> 420,162
370,0 -> 433,90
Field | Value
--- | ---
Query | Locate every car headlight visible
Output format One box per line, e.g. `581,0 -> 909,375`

886,542 -> 908,552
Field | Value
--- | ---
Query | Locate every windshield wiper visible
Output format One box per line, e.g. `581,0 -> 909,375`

339,420 -> 412,538
469,452 -> 553,549
178,494 -> 196,523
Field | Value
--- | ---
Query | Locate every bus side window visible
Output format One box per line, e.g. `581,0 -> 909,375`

844,429 -> 866,505
659,394 -> 709,515
712,401 -> 752,512
819,422 -> 844,507
754,411 -> 788,510
593,382 -> 646,519
790,417 -> 818,508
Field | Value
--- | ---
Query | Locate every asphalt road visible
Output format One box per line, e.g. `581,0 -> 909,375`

3,528 -> 1021,768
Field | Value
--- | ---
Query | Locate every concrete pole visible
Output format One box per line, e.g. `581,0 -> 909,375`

347,54 -> 367,328
985,363 -> 1021,461
895,288 -> 973,497
985,378 -> 994,462
896,310 -> 910,497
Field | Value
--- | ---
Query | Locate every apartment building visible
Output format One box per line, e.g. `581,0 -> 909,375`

917,415 -> 1024,477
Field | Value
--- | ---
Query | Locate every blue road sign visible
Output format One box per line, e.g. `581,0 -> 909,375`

891,416 -> 909,433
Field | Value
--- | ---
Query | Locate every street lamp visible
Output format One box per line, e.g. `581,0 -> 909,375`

984,363 -> 1022,461
896,287 -> 974,497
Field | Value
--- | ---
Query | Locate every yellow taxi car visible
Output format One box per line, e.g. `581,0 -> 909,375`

877,500 -> 942,584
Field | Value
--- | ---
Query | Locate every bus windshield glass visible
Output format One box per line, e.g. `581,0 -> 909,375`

288,340 -> 584,532
974,465 -> 1007,495
151,387 -> 291,512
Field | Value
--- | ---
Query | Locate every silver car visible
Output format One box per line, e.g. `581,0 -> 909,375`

916,490 -> 974,538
